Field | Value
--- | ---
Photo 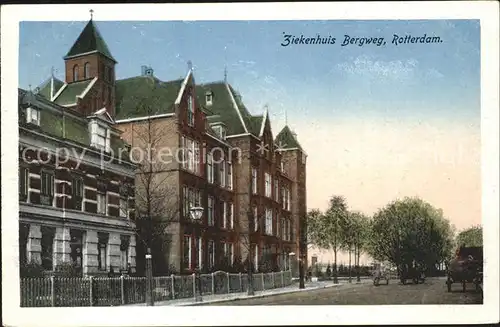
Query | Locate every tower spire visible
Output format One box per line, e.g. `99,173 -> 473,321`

89,9 -> 94,20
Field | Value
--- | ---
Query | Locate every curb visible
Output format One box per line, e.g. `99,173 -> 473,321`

177,283 -> 344,306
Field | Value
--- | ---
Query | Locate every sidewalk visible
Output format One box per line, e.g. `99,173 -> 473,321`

127,279 -> 370,306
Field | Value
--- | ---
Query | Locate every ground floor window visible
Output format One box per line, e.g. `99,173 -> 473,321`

97,232 -> 109,271
120,235 -> 130,271
41,226 -> 55,270
208,240 -> 215,269
19,223 -> 30,265
70,229 -> 84,272
183,235 -> 192,271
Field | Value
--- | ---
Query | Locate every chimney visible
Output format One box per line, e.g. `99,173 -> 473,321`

141,65 -> 154,76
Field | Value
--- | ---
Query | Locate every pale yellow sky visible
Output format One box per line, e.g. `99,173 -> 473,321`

288,116 -> 481,265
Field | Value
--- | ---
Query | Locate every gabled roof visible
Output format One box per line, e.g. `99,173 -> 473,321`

36,76 -> 64,100
275,125 -> 303,151
114,76 -> 184,120
88,107 -> 115,125
53,79 -> 94,106
64,19 -> 116,63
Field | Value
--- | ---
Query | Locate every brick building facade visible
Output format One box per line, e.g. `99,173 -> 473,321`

25,18 -> 307,275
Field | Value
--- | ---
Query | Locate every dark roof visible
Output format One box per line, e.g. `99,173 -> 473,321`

19,88 -> 130,158
36,76 -> 64,100
64,19 -> 116,63
195,82 -> 250,136
115,76 -> 183,120
275,125 -> 303,151
53,79 -> 94,106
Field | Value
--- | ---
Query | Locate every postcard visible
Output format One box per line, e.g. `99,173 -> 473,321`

1,2 -> 499,326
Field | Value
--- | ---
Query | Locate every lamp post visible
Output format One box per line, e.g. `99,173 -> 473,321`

189,206 -> 204,302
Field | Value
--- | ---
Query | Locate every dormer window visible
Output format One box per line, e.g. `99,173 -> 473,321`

205,91 -> 213,106
26,107 -> 40,126
90,121 -> 110,152
213,125 -> 226,140
187,95 -> 195,126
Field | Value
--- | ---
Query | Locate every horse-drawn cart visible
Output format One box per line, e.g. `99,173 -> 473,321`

446,246 -> 483,292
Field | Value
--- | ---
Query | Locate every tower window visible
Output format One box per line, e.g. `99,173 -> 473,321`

84,62 -> 90,79
73,65 -> 79,81
205,92 -> 213,106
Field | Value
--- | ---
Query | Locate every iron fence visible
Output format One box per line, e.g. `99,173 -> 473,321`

20,270 -> 293,307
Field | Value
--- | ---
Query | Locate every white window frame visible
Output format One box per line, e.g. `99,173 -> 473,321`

252,168 -> 258,194
208,196 -> 214,226
265,173 -> 272,198
274,178 -> 279,201
265,208 -> 273,235
229,203 -> 234,229
227,161 -> 233,190
207,152 -> 214,183
208,240 -> 215,269
197,237 -> 203,269
206,93 -> 213,106
184,235 -> 192,270
287,188 -> 291,211
222,201 -> 227,229
224,243 -> 234,265
254,244 -> 259,271
187,95 -> 195,126
26,107 -> 41,126
97,192 -> 107,215
219,159 -> 226,187
253,206 -> 258,232
119,198 -> 128,218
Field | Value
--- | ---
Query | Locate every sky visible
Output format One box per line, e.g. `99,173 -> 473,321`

19,19 -> 481,264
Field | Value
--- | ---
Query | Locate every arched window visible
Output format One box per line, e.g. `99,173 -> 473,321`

73,65 -> 79,81
84,62 -> 90,79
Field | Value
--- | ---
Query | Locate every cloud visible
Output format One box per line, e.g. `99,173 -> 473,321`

336,55 -> 418,80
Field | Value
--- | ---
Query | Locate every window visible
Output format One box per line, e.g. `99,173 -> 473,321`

97,192 -> 107,215
72,177 -> 83,210
219,159 -> 226,187
253,206 -> 258,231
84,62 -> 90,79
282,187 -> 290,211
98,233 -> 108,271
26,107 -> 40,125
120,198 -> 128,218
182,137 -> 199,174
224,243 -> 234,265
19,223 -> 29,266
228,203 -> 234,229
95,125 -> 107,148
194,141 -> 200,174
41,170 -> 54,205
187,95 -> 195,126
274,178 -> 279,201
183,235 -> 192,270
280,161 -> 285,172
208,240 -> 215,269
213,125 -> 226,140
206,152 -> 214,183
205,92 -> 213,106
281,218 -> 286,240
120,235 -> 130,271
19,167 -> 29,201
254,244 -> 259,271
207,196 -> 214,226
252,168 -> 258,194
70,229 -> 84,271
265,208 -> 273,235
227,162 -> 233,190
73,65 -> 79,81
265,173 -> 272,198
287,189 -> 291,211
222,201 -> 227,229
41,226 -> 55,270
196,237 -> 202,269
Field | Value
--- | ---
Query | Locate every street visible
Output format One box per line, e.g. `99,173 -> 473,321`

202,278 -> 483,305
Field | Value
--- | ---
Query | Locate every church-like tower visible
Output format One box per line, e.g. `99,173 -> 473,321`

63,17 -> 117,117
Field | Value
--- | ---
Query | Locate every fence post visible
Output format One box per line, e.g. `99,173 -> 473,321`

51,276 -> 55,307
211,273 -> 215,295
239,273 -> 243,292
170,274 -> 175,299
227,272 -> 230,294
192,273 -> 197,300
281,271 -> 284,287
262,273 -> 265,290
89,276 -> 94,306
120,275 -> 125,305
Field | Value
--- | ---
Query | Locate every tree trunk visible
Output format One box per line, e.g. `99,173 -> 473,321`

333,248 -> 338,284
348,248 -> 352,283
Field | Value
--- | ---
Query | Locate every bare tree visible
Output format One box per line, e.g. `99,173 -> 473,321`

126,96 -> 180,275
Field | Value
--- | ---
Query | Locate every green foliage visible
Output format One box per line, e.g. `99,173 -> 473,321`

456,225 -> 482,247
367,197 -> 455,270
20,262 -> 45,278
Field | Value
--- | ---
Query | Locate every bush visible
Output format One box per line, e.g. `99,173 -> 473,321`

54,262 -> 82,277
20,262 -> 45,278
